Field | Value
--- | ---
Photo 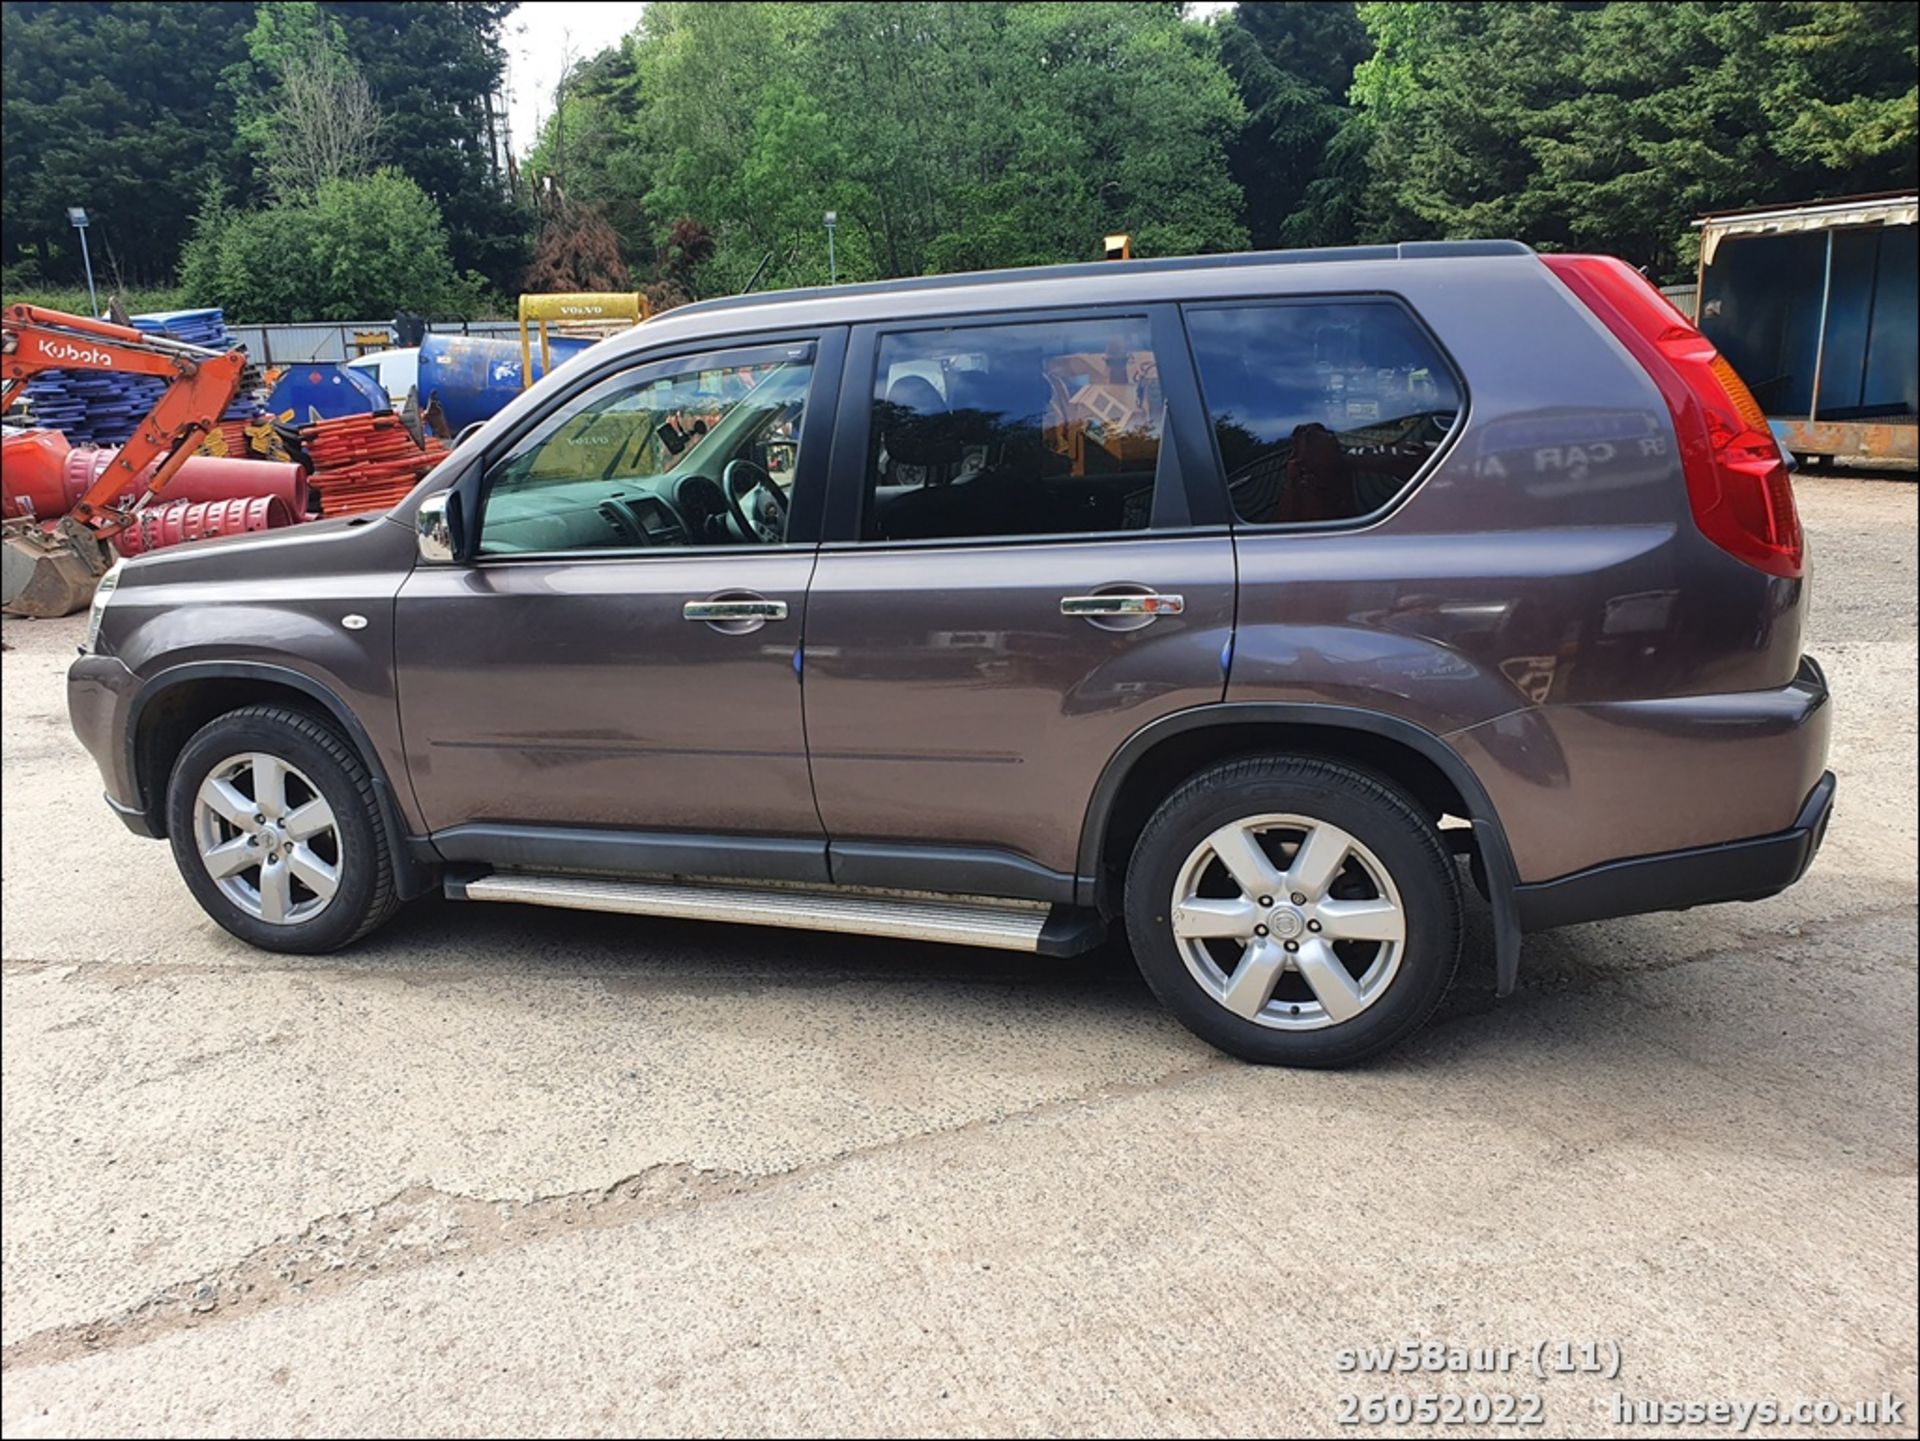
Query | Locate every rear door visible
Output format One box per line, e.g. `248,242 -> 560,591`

800,305 -> 1235,899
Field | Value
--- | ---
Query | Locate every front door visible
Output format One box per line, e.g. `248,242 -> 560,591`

396,332 -> 843,877
802,307 -> 1236,897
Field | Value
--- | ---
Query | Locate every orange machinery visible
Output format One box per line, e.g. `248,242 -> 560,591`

1,305 -> 248,616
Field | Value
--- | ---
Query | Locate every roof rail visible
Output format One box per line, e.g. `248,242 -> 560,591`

668,239 -> 1534,321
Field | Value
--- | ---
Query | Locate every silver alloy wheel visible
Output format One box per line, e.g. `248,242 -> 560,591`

1169,812 -> 1406,1031
192,752 -> 342,924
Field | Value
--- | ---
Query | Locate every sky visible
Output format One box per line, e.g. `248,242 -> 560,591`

501,2 -> 649,158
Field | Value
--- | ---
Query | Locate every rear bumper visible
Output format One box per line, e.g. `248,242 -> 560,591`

1452,655 -> 1834,884
1515,769 -> 1835,931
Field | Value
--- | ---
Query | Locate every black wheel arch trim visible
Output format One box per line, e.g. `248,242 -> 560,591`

104,787 -> 160,838
125,661 -> 435,901
1078,702 -> 1525,995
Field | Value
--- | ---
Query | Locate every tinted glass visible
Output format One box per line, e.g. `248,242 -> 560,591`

480,349 -> 811,555
864,316 -> 1163,541
1186,302 -> 1461,524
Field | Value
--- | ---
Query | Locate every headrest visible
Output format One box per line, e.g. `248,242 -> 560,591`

880,374 -> 959,467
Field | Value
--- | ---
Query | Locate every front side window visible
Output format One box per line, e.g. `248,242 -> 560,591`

863,316 -> 1164,542
479,344 -> 813,555
1186,302 -> 1461,525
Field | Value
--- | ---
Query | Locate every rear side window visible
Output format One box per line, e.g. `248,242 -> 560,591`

863,316 -> 1163,542
1186,301 -> 1461,525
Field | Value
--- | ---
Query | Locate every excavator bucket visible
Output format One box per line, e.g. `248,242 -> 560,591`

1,523 -> 111,619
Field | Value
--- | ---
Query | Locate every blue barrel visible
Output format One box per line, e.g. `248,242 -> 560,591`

267,362 -> 390,423
417,333 -> 598,433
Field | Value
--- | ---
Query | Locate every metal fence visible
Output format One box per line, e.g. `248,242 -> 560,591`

1659,283 -> 1698,321
227,318 -> 520,366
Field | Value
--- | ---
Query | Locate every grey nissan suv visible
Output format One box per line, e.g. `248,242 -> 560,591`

68,242 -> 1835,1067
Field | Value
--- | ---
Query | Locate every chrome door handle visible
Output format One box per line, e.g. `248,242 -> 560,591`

1059,593 -> 1184,617
683,599 -> 789,622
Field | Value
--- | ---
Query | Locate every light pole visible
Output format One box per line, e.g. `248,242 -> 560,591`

824,211 -> 837,286
67,207 -> 98,316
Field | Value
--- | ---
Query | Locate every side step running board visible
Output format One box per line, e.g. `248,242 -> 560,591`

451,873 -> 1107,956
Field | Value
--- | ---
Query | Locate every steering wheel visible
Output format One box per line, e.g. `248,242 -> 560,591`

721,458 -> 788,544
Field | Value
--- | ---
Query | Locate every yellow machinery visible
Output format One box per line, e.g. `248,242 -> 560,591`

517,292 -> 652,391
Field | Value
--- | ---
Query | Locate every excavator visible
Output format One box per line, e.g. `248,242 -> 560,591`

1,305 -> 249,617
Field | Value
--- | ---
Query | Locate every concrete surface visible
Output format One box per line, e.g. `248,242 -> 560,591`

2,475 -> 1914,1438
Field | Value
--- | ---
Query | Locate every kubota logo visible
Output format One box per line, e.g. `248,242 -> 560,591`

40,340 -> 112,366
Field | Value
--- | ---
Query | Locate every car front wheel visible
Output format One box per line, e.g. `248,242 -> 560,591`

1124,755 -> 1462,1067
166,705 -> 401,953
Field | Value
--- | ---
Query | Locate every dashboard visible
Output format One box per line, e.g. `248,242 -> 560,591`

479,473 -> 745,555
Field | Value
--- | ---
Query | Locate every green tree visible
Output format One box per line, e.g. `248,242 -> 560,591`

323,1 -> 530,291
994,2 -> 1248,261
1,1 -> 254,284
1216,2 -> 1369,251
1761,1 -> 1919,183
621,2 -> 802,294
1344,1 -> 1919,279
1354,3 -> 1584,245
217,0 -> 385,202
525,36 -> 656,270
3,1 -> 529,290
179,168 -> 487,321
566,1 -> 1247,296
223,0 -> 350,164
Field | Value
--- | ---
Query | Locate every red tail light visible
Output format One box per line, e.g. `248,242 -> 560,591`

1543,253 -> 1804,579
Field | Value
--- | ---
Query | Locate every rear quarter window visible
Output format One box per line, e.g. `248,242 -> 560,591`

1185,300 -> 1462,525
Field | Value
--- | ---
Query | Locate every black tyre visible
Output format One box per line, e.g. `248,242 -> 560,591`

165,704 -> 402,953
1124,755 -> 1461,1067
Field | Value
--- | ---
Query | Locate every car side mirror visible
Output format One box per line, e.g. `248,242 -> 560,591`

416,491 -> 463,563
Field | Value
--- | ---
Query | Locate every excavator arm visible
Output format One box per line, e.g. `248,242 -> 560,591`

1,305 -> 248,534
1,305 -> 250,616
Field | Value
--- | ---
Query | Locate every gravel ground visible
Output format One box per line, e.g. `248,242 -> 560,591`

2,474 -> 1914,1438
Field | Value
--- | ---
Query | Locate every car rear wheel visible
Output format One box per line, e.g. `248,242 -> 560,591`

166,705 -> 401,953
1124,755 -> 1461,1067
